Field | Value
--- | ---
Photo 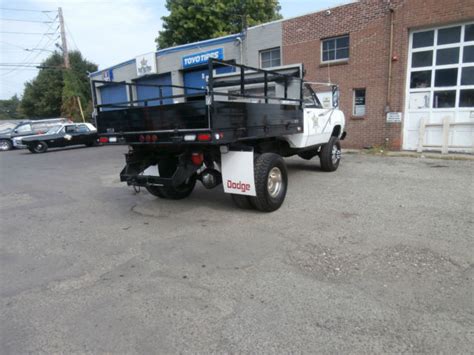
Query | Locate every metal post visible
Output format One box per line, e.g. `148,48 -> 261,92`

128,84 -> 134,107
208,59 -> 214,103
159,86 -> 163,106
240,67 -> 245,95
264,72 -> 268,104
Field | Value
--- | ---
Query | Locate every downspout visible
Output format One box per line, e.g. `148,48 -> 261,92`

386,5 -> 394,112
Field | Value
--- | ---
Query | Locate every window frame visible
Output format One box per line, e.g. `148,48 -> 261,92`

259,47 -> 281,69
321,35 -> 350,64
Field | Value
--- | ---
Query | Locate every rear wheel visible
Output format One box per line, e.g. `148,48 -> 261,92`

319,136 -> 341,172
250,153 -> 288,212
149,177 -> 196,200
0,139 -> 12,151
32,141 -> 48,153
146,185 -> 168,198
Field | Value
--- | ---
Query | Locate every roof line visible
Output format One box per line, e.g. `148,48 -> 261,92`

156,33 -> 242,55
247,0 -> 358,30
89,0 -> 358,77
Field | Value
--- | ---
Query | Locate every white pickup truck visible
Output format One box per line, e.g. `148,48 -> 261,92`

93,59 -> 346,212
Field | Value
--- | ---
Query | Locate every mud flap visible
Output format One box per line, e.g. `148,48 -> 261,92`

221,151 -> 256,196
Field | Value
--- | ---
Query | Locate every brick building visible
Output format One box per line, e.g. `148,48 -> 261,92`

283,0 -> 474,151
91,0 -> 474,151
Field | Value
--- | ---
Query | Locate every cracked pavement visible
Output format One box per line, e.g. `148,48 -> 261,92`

1,146 -> 473,353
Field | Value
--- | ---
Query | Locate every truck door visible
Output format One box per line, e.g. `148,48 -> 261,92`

303,84 -> 333,146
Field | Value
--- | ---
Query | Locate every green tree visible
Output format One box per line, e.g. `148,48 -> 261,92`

21,52 -> 64,118
0,95 -> 26,120
156,0 -> 282,49
21,51 -> 97,121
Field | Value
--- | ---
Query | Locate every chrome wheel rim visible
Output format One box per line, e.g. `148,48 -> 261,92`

332,145 -> 341,165
267,167 -> 282,198
0,141 -> 9,151
35,143 -> 43,151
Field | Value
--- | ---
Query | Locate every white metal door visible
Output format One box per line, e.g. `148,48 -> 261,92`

404,23 -> 474,152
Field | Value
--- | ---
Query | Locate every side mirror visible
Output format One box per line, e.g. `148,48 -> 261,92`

14,129 -> 18,134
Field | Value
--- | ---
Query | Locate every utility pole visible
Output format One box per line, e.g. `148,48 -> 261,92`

58,7 -> 70,69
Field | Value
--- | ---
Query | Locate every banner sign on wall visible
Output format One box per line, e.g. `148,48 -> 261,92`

182,48 -> 224,69
136,52 -> 157,76
102,69 -> 113,82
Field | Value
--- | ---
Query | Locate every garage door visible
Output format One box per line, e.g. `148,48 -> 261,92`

135,74 -> 172,106
404,23 -> 474,152
184,66 -> 235,95
99,84 -> 128,111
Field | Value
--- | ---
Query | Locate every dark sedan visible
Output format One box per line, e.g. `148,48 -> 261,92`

22,123 -> 99,153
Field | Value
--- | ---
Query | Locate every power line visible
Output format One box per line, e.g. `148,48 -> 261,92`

1,16 -> 60,77
0,7 -> 54,13
0,41 -> 28,50
0,64 -> 42,67
65,22 -> 79,52
0,31 -> 57,35
0,18 -> 55,23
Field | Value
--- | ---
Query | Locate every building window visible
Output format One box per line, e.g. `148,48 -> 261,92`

260,48 -> 281,68
353,89 -> 366,116
408,23 -> 474,110
322,35 -> 349,63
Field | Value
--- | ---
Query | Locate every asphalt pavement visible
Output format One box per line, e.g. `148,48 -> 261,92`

0,145 -> 473,353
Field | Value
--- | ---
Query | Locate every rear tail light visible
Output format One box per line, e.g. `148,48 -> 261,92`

99,137 -> 109,143
197,133 -> 212,142
139,135 -> 145,142
145,135 -> 151,142
191,152 -> 204,166
151,135 -> 158,142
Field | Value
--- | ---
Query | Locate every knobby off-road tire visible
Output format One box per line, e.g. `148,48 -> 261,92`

146,159 -> 197,200
319,136 -> 341,172
231,194 -> 253,209
250,153 -> 288,212
146,177 -> 197,200
32,141 -> 48,153
146,185 -> 168,198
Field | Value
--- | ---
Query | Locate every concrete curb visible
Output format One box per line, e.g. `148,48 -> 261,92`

342,149 -> 474,161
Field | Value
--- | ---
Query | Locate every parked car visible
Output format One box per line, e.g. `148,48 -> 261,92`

22,123 -> 98,153
0,118 -> 70,151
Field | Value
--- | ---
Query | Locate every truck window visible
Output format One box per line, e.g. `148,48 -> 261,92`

303,85 -> 322,108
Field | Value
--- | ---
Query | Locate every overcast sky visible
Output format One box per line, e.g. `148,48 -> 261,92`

0,0 -> 353,99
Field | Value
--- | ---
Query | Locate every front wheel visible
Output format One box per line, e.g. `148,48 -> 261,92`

250,153 -> 288,212
32,141 -> 48,153
319,136 -> 341,172
0,139 -> 12,151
